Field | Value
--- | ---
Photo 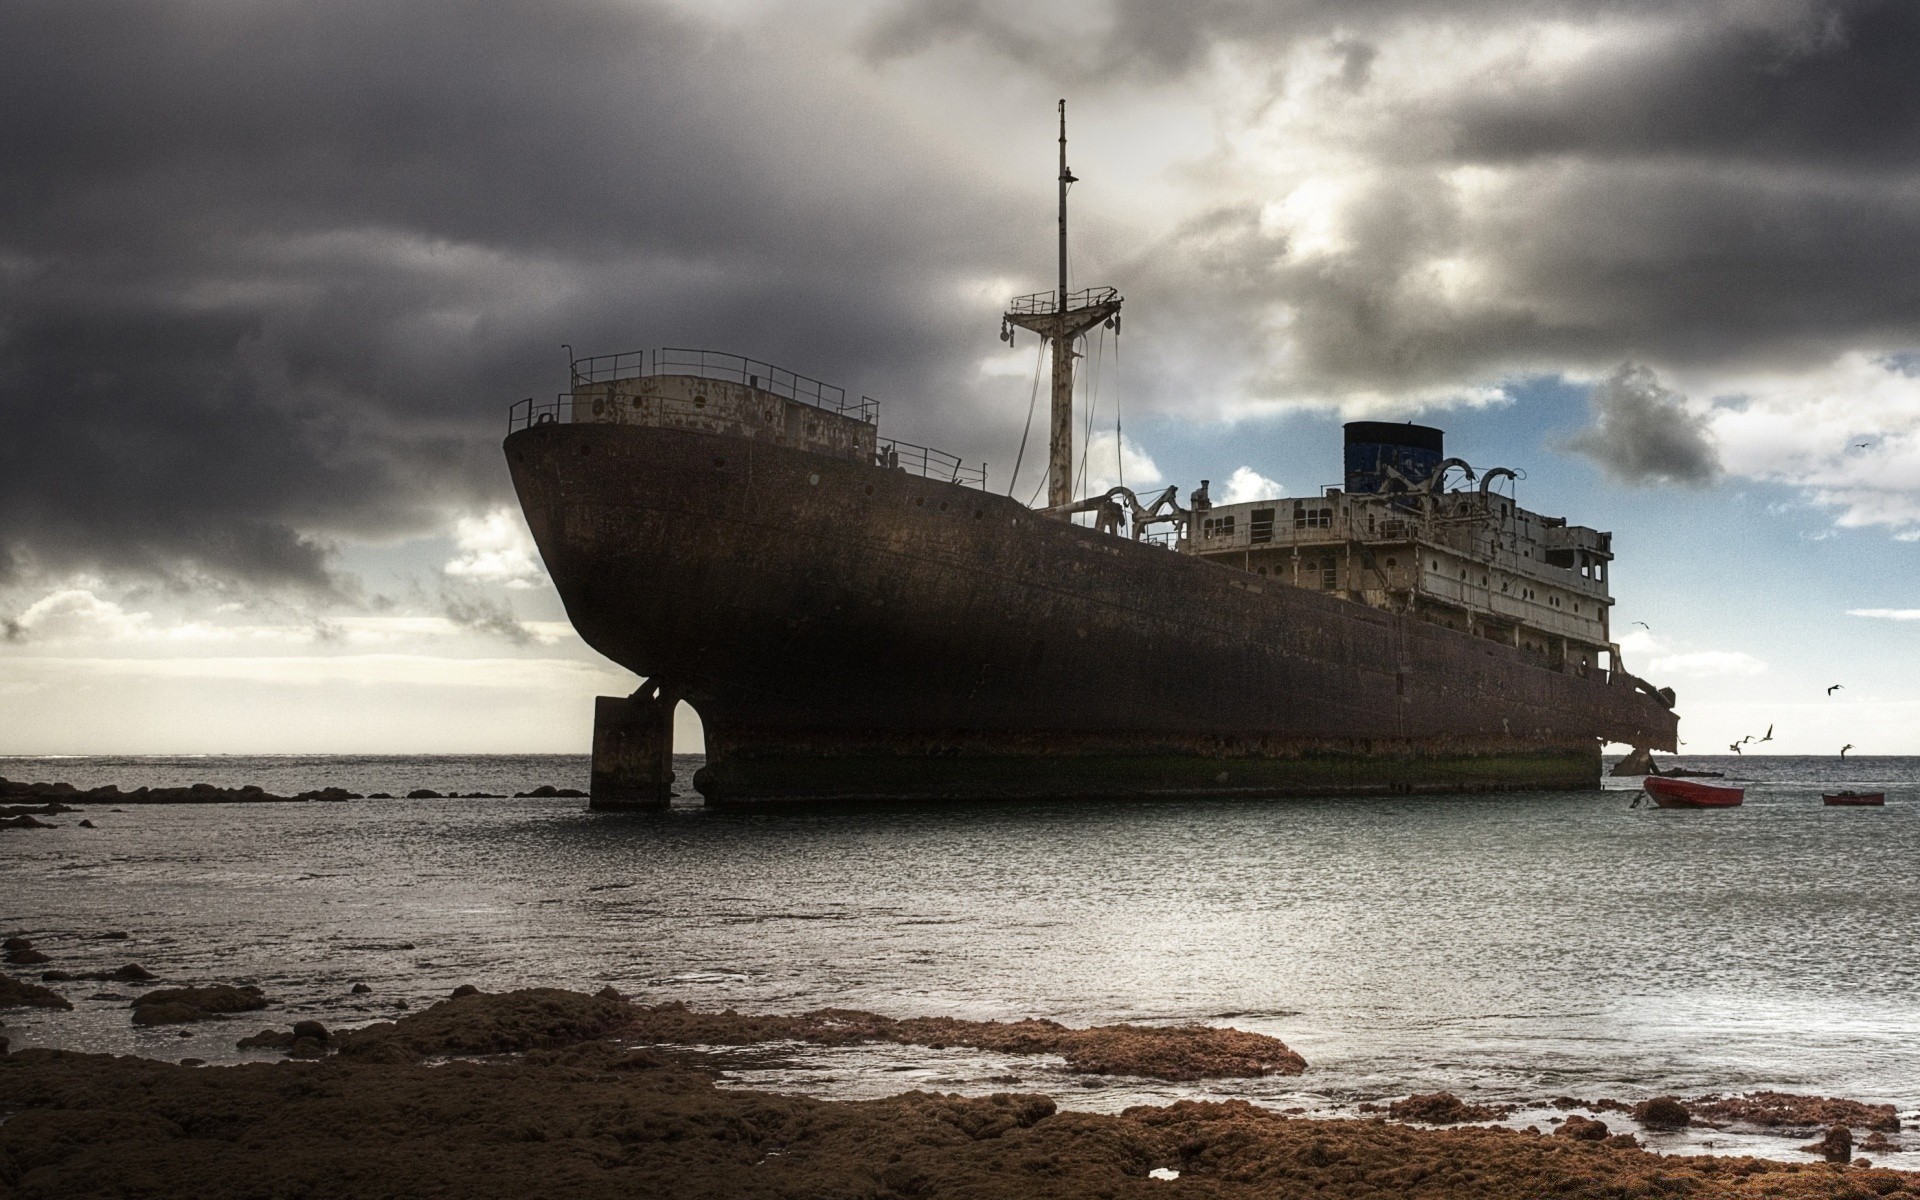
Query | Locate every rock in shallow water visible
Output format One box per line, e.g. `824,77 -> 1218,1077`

1386,1092 -> 1512,1125
0,973 -> 72,1011
130,985 -> 268,1024
1634,1095 -> 1692,1129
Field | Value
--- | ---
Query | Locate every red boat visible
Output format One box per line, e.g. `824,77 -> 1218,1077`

1824,791 -> 1885,806
1643,776 -> 1745,808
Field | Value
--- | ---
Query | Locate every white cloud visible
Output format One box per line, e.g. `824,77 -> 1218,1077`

1080,431 -> 1165,500
443,508 -> 546,588
1848,608 -> 1920,621
1220,466 -> 1284,504
1701,352 -> 1920,538
1646,650 -> 1767,678
5,589 -> 152,642
1617,628 -> 1765,678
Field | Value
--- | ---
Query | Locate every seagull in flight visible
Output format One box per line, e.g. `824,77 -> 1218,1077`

1827,684 -> 1844,695
1758,724 -> 1773,742
1729,740 -> 1744,754
1840,743 -> 1854,759
1856,442 -> 1871,449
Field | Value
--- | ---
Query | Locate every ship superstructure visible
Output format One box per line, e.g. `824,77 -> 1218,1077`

503,104 -> 1677,807
1185,423 -> 1625,681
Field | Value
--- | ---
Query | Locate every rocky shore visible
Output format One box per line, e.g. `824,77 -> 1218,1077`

0,776 -> 586,806
3,985 -> 1915,1198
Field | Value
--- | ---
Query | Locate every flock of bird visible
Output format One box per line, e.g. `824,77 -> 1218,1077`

1632,621 -> 1856,757
1725,687 -> 1851,756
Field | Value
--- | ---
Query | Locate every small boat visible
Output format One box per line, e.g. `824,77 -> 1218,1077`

1824,791 -> 1885,806
1643,776 -> 1745,808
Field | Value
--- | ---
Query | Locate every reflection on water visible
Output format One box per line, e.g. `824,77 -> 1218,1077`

3,753 -> 1917,1163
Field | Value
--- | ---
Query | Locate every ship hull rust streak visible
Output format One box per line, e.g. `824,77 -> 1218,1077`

507,422 -> 1677,807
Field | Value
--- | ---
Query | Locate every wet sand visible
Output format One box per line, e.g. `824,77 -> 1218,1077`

3,986 -> 1915,1199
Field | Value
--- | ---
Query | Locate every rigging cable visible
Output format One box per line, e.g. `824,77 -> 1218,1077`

1113,326 -> 1123,492
1076,325 -> 1106,497
1006,337 -> 1046,498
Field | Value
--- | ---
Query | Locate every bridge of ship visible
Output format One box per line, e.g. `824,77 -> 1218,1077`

1186,483 -> 1618,678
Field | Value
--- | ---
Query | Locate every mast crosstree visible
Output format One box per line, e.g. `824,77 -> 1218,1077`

1003,99 -> 1122,511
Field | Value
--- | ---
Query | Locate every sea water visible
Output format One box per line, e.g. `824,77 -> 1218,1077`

3,753 -> 1916,1162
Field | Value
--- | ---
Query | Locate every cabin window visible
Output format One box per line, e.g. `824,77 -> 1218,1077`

1384,557 -> 1397,568
1251,508 -> 1275,544
1203,516 -> 1236,539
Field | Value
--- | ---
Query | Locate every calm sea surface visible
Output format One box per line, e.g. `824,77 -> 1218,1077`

3,753 -> 1917,1162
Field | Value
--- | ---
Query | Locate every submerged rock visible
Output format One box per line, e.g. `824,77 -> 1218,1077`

333,988 -> 1305,1081
291,1020 -> 329,1044
1555,1115 -> 1611,1141
236,1028 -> 295,1050
1805,1125 -> 1853,1162
130,984 -> 269,1024
43,964 -> 154,983
1633,1096 -> 1691,1129
0,972 -> 72,1010
1388,1092 -> 1512,1125
1693,1091 -> 1900,1133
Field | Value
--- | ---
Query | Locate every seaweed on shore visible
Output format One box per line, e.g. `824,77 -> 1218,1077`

330,988 -> 1306,1081
2,1030 -> 1913,1200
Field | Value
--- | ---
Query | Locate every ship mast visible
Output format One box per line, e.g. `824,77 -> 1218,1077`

1005,99 -> 1122,510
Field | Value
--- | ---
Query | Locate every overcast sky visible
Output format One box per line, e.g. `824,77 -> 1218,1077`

4,0 -> 1920,756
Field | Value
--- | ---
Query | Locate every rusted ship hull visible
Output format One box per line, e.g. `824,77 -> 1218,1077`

506,422 -> 1677,804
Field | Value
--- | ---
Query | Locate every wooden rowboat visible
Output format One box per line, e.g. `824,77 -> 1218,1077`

1823,791 -> 1885,806
1644,776 -> 1745,808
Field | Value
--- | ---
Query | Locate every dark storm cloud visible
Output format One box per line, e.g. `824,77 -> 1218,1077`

0,0 -> 1028,592
869,0 -> 1920,417
1564,364 -> 1722,486
440,591 -> 531,646
1446,2 -> 1920,167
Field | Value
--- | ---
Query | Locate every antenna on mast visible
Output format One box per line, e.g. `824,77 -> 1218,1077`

1005,100 -> 1121,511
1058,98 -> 1073,314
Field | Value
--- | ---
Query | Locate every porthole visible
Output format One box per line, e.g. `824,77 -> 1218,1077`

863,484 -> 874,496
579,444 -> 591,457
973,509 -> 983,519
939,501 -> 949,512
694,395 -> 708,409
1385,557 -> 1396,568
808,473 -> 820,486
914,497 -> 924,507
713,456 -> 726,468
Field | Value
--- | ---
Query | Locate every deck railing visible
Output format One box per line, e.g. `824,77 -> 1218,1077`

506,397 -> 990,490
566,347 -> 878,424
1007,285 -> 1120,316
876,440 -> 987,489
